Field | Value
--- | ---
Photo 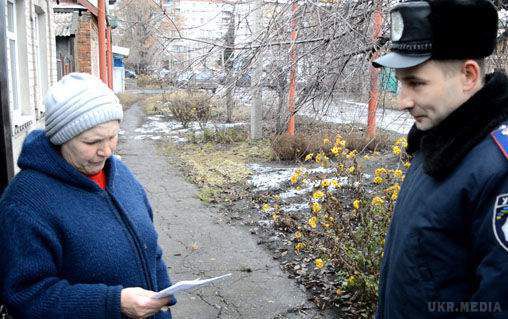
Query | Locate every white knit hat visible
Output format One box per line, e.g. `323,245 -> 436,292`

44,73 -> 123,145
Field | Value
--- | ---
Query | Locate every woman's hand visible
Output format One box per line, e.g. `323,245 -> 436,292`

120,287 -> 170,318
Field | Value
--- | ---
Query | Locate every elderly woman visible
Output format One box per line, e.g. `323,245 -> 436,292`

0,73 -> 176,318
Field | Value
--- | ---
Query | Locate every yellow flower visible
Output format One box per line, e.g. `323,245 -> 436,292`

337,139 -> 346,148
290,174 -> 298,184
353,199 -> 360,210
295,242 -> 305,252
315,258 -> 325,269
338,164 -> 344,172
393,169 -> 404,179
386,183 -> 401,194
331,180 -> 340,188
348,166 -> 356,174
371,196 -> 384,206
304,153 -> 314,161
346,275 -> 357,286
346,150 -> 358,159
308,216 -> 318,228
313,190 -> 325,200
323,138 -> 331,145
395,137 -> 408,148
321,179 -> 331,188
315,153 -> 323,163
312,202 -> 322,213
392,146 -> 401,156
375,167 -> 388,177
296,186 -> 302,191
294,231 -> 302,240
373,176 -> 383,184
363,155 -> 371,160
331,146 -> 340,156
391,192 -> 399,201
404,161 -> 411,169
261,203 -> 270,212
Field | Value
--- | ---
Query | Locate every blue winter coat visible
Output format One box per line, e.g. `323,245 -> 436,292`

376,71 -> 508,318
0,130 -> 176,318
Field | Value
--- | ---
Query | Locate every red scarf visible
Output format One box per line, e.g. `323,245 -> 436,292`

87,170 -> 107,189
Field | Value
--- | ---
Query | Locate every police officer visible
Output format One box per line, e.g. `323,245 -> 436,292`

373,0 -> 508,318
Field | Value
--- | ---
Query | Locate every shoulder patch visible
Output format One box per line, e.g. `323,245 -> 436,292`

491,125 -> 508,160
493,194 -> 508,252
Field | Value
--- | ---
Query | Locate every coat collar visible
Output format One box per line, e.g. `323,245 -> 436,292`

407,70 -> 508,180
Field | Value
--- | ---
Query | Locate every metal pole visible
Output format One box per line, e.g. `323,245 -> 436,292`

98,0 -> 107,83
250,0 -> 263,140
367,0 -> 383,139
0,1 -> 14,194
287,0 -> 298,136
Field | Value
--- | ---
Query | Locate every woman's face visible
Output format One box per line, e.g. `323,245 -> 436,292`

61,120 -> 120,175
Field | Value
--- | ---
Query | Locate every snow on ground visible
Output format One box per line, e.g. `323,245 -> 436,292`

130,114 -> 246,142
300,100 -> 414,134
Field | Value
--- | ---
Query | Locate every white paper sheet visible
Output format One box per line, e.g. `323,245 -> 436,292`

152,273 -> 232,299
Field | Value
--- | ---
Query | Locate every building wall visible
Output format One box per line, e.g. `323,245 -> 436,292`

8,0 -> 57,172
75,11 -> 99,76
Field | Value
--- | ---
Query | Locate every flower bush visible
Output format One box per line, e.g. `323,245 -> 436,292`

263,134 -> 410,317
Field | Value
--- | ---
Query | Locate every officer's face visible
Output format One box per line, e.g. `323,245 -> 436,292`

396,61 -> 467,131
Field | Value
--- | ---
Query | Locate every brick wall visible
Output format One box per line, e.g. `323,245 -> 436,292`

75,11 -> 99,78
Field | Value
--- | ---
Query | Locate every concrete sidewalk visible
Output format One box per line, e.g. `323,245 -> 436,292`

117,103 -> 332,319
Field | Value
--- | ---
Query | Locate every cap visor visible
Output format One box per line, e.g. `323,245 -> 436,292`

373,52 -> 431,69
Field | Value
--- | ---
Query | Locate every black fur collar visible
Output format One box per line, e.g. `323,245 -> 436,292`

407,70 -> 508,180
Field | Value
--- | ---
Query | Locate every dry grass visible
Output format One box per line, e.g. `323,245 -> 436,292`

162,139 -> 272,203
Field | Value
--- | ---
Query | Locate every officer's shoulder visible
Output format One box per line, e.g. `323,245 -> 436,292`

490,124 -> 508,161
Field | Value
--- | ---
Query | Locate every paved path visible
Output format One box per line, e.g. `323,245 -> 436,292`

117,103 -> 333,319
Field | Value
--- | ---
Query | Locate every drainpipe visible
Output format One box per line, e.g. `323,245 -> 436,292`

107,27 -> 113,89
98,0 -> 107,84
367,0 -> 383,139
0,2 -> 14,194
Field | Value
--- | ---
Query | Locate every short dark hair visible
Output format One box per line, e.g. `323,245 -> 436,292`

435,59 -> 485,80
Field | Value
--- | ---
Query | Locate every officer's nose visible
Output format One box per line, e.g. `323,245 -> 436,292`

398,85 -> 414,111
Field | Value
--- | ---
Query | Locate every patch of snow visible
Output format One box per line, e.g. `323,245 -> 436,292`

279,185 -> 314,200
247,164 -> 296,191
282,202 -> 309,213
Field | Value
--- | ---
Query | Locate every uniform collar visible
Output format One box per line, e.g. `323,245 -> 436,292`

407,70 -> 508,180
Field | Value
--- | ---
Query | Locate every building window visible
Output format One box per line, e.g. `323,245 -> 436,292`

34,4 -> 49,116
6,0 -> 29,127
6,0 -> 20,120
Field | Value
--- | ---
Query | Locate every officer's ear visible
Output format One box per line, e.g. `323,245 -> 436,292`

460,60 -> 483,93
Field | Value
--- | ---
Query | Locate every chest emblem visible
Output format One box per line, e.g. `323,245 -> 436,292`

493,194 -> 508,252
